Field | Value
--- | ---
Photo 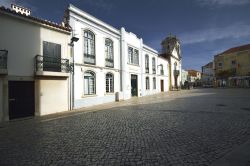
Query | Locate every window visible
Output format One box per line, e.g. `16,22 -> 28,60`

152,57 -> 156,74
43,41 -> 61,72
160,65 -> 164,75
232,60 -> 236,65
153,77 -> 156,89
84,71 -> 95,95
218,62 -> 223,68
106,73 -> 114,93
146,77 -> 150,90
84,30 -> 95,64
145,54 -> 149,73
105,39 -> 114,68
128,46 -> 139,65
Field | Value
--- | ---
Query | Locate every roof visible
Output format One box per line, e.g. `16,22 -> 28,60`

0,6 -> 71,32
187,70 -> 201,77
202,62 -> 213,68
217,44 -> 250,56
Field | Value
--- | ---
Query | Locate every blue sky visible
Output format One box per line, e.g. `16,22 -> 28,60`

1,0 -> 250,71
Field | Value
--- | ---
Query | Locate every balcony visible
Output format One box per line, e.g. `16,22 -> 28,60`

84,54 -> 95,65
105,58 -> 114,68
152,68 -> 156,74
145,67 -> 149,73
160,70 -> 164,75
35,55 -> 70,77
0,50 -> 8,75
174,70 -> 180,76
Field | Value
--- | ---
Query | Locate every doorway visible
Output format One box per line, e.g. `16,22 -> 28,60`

161,80 -> 164,92
8,81 -> 35,120
131,75 -> 138,97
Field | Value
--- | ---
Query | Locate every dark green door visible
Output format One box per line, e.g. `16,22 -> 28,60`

131,75 -> 138,97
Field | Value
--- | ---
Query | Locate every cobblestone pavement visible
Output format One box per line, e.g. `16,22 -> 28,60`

0,88 -> 250,165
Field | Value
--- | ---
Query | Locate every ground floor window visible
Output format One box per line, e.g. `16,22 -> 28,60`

84,71 -> 95,95
146,77 -> 150,90
153,77 -> 156,89
106,73 -> 114,93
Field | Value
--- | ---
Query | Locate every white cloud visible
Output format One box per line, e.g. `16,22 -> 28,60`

180,23 -> 250,45
196,0 -> 250,6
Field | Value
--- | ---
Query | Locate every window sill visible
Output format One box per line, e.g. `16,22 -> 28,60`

127,63 -> 140,67
81,94 -> 97,98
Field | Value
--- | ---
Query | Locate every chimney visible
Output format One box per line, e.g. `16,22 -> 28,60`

11,4 -> 31,16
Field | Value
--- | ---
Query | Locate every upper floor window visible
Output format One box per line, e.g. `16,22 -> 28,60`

84,71 -> 96,95
218,62 -> 223,68
84,30 -> 95,65
145,54 -> 149,73
105,39 -> 114,68
146,77 -> 150,90
106,73 -> 114,93
128,47 -> 139,65
43,41 -> 61,72
152,57 -> 156,74
174,62 -> 177,70
160,64 -> 164,75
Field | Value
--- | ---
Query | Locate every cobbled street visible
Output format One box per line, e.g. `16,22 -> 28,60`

0,88 -> 250,166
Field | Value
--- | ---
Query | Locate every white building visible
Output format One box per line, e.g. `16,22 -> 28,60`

181,69 -> 188,85
0,5 -> 71,121
160,36 -> 182,90
66,4 -> 171,108
201,62 -> 214,86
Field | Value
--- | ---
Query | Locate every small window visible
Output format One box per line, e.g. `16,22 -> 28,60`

232,60 -> 236,65
128,47 -> 139,65
105,39 -> 114,68
106,73 -> 114,93
152,57 -> 156,74
145,54 -> 149,73
146,77 -> 150,90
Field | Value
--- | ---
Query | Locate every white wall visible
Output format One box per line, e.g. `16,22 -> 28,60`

69,7 -> 121,108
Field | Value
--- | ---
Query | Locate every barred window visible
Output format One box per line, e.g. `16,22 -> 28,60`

145,54 -> 149,73
153,77 -> 156,89
106,73 -> 114,93
152,57 -> 156,74
84,71 -> 95,95
146,77 -> 150,90
105,39 -> 114,68
128,47 -> 139,65
84,30 -> 95,64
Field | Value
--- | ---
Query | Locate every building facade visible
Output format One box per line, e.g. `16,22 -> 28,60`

187,70 -> 201,86
181,69 -> 188,86
0,3 -> 182,121
214,44 -> 250,88
160,36 -> 182,90
201,62 -> 214,86
0,5 -> 71,121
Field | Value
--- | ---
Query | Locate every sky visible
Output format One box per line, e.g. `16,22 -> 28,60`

1,0 -> 250,71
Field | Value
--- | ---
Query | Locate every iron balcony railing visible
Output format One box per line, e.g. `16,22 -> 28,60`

35,55 -> 70,73
105,58 -> 114,68
145,67 -> 149,73
174,70 -> 180,76
152,68 -> 156,74
0,50 -> 8,69
160,70 -> 164,75
84,54 -> 95,65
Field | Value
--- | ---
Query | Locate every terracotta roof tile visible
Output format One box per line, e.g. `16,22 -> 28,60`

218,44 -> 250,55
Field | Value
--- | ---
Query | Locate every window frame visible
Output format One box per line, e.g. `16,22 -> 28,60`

106,73 -> 114,93
128,46 -> 139,65
105,38 -> 114,68
84,70 -> 96,95
83,30 -> 96,65
145,54 -> 149,73
146,77 -> 150,90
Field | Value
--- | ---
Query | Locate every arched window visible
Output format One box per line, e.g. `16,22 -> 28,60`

106,73 -> 114,93
146,77 -> 150,90
105,39 -> 114,68
174,62 -> 177,70
152,57 -> 156,74
84,71 -> 95,95
84,30 -> 95,64
153,77 -> 156,89
145,54 -> 149,73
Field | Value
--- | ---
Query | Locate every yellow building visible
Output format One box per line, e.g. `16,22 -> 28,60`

214,44 -> 250,87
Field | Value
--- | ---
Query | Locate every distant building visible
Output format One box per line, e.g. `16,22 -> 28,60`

187,70 -> 201,86
201,62 -> 214,86
214,44 -> 250,87
160,35 -> 182,90
181,69 -> 188,85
